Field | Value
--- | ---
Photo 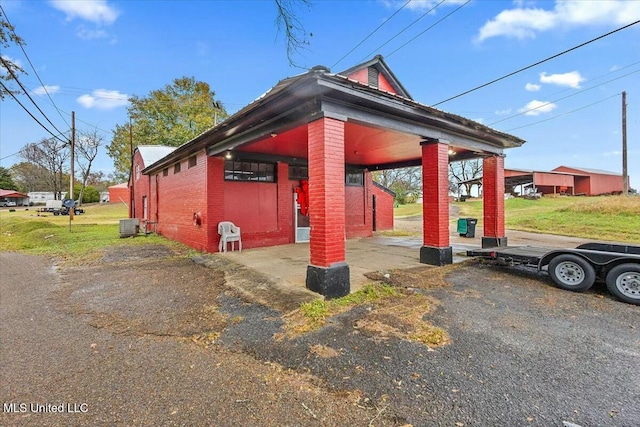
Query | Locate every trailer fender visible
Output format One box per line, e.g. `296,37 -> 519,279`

538,250 -> 591,271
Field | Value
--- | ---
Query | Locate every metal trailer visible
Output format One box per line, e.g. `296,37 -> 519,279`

467,243 -> 640,305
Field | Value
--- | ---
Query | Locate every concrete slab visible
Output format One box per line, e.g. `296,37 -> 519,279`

219,216 -> 615,297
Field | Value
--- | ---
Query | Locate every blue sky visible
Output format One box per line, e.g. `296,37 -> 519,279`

1,0 -> 639,186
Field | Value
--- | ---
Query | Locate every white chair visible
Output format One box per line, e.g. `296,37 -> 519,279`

218,221 -> 242,252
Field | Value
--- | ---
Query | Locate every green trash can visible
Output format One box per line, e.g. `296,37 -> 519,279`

458,218 -> 477,238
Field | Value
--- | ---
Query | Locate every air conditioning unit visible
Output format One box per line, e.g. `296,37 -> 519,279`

119,219 -> 140,238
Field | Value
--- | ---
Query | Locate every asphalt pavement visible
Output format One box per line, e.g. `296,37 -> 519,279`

1,251 -> 639,426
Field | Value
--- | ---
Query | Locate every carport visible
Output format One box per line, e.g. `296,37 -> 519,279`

143,55 -> 525,297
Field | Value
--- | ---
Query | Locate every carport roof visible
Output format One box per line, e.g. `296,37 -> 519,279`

144,56 -> 526,174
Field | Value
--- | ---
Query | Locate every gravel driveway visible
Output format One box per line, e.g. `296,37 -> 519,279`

1,247 -> 639,426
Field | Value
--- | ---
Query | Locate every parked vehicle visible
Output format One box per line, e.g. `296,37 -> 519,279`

36,199 -> 84,216
468,243 -> 640,305
1,199 -> 16,207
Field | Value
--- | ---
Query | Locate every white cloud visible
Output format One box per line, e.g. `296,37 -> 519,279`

49,0 -> 119,25
603,150 -> 621,157
525,83 -> 541,91
477,0 -> 640,42
539,71 -> 585,88
495,108 -> 512,115
518,100 -> 557,116
77,26 -> 109,40
77,89 -> 128,110
404,0 -> 468,11
32,85 -> 60,96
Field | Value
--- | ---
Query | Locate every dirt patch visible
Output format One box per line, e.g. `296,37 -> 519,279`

57,254 -> 229,340
193,254 -> 319,313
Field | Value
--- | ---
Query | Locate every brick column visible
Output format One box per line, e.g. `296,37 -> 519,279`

420,141 -> 452,265
306,117 -> 350,298
207,156 -> 226,252
482,155 -> 507,248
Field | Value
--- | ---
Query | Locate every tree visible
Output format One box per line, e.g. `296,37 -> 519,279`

75,128 -> 103,206
373,167 -> 422,205
0,11 -> 27,99
449,159 -> 483,197
10,162 -> 51,192
106,76 -> 227,181
274,0 -> 312,67
0,166 -> 17,190
73,184 -> 100,203
19,138 -> 69,199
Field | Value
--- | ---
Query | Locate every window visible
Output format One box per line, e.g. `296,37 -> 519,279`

188,155 -> 197,168
289,165 -> 308,180
174,162 -> 181,174
224,160 -> 275,182
135,164 -> 140,180
163,168 -> 168,177
346,168 -> 364,186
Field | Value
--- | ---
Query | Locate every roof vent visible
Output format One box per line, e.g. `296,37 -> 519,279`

310,65 -> 330,73
368,67 -> 379,88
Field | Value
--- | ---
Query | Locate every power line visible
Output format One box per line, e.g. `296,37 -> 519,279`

0,80 -> 68,145
386,0 -> 470,59
489,67 -> 640,126
505,93 -> 620,132
360,0 -> 447,62
432,19 -> 640,107
0,4 -> 70,129
0,56 -> 69,140
331,0 -> 412,69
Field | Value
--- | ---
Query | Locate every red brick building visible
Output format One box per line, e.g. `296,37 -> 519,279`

107,183 -> 130,204
504,166 -> 630,196
131,56 -> 525,296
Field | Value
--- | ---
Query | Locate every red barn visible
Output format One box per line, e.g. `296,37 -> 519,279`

552,166 -> 629,196
131,56 -> 525,296
107,183 -> 131,204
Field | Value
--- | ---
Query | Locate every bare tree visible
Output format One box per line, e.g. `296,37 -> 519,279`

449,159 -> 483,197
20,138 -> 69,199
274,0 -> 312,67
75,129 -> 103,205
373,167 -> 422,204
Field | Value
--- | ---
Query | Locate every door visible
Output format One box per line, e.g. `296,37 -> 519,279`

294,193 -> 310,243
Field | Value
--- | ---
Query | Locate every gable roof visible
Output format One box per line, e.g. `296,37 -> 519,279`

0,189 -> 28,198
554,166 -> 620,176
338,55 -> 412,99
136,145 -> 177,168
143,57 -> 525,174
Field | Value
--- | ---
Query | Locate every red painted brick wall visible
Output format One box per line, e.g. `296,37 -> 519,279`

422,143 -> 450,247
308,117 -> 346,267
133,146 -> 394,254
152,151 -> 210,251
483,156 -> 505,238
371,182 -> 394,231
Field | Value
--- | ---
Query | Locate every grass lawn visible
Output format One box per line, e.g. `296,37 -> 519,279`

394,196 -> 640,244
0,202 -> 190,263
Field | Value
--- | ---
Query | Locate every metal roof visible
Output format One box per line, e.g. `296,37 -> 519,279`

137,146 -> 177,167
555,166 -> 620,176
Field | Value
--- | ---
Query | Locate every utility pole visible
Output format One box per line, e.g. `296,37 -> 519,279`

129,118 -> 134,218
69,111 -> 75,223
622,91 -> 628,196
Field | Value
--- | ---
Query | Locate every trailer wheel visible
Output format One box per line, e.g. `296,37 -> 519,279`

548,254 -> 596,292
605,264 -> 640,305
